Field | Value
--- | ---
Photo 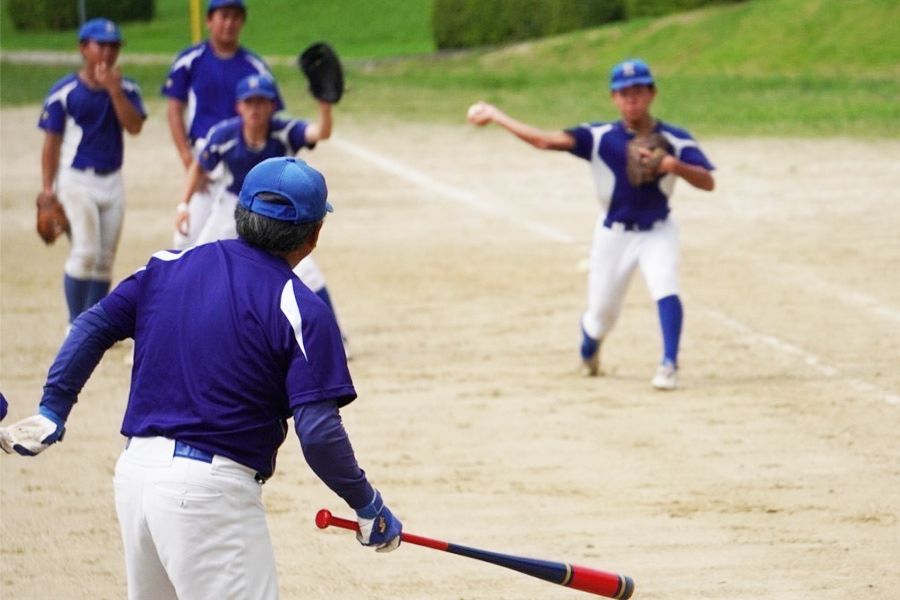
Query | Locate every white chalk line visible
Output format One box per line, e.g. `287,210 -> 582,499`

331,135 -> 899,406
330,136 -> 576,245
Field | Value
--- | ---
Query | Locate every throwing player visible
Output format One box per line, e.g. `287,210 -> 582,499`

38,18 -> 146,326
162,0 -> 283,249
468,59 -> 715,390
0,157 -> 402,599
176,73 -> 351,353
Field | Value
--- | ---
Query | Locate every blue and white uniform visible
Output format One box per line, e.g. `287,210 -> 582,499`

39,72 -> 146,321
162,41 -> 283,249
39,240 -> 376,598
566,118 -> 714,373
193,115 -> 311,244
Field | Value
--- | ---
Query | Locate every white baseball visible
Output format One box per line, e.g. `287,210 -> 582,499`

466,102 -> 485,123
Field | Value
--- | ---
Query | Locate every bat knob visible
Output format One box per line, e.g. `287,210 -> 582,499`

315,509 -> 333,529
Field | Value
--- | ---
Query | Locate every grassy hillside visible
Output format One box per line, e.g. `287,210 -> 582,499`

2,0 -> 898,137
0,0 -> 435,57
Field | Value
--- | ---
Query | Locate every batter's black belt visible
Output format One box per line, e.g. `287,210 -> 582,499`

603,217 -> 666,232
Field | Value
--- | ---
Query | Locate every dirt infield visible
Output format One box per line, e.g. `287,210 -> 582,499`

2,103 -> 898,600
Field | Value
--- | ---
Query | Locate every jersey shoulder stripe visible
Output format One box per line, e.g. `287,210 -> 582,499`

280,280 -> 308,360
206,116 -> 243,142
43,76 -> 80,108
170,43 -> 208,73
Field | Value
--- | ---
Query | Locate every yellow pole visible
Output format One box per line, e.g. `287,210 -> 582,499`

189,0 -> 203,43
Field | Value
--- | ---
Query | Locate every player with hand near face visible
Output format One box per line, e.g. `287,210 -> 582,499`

468,59 -> 714,390
38,18 -> 146,326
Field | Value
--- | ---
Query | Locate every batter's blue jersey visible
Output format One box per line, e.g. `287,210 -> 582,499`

198,116 -> 311,195
161,42 -> 284,143
566,120 -> 714,227
38,73 -> 146,172
98,239 -> 355,477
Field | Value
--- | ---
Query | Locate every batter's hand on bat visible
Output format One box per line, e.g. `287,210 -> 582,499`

0,407 -> 65,456
355,489 -> 402,553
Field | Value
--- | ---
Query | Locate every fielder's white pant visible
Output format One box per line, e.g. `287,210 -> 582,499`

114,436 -> 278,600
173,185 -> 215,250
581,216 -> 680,340
56,167 -> 124,281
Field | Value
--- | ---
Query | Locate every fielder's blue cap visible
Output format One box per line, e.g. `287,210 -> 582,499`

78,18 -> 123,43
208,0 -> 246,14
236,74 -> 278,102
239,157 -> 332,224
610,58 -> 654,90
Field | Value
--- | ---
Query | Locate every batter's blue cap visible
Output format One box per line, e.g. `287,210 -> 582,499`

208,0 -> 246,14
610,59 -> 654,90
236,74 -> 278,102
239,157 -> 332,224
78,18 -> 123,43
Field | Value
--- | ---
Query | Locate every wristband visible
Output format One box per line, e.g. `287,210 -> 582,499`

176,202 -> 189,213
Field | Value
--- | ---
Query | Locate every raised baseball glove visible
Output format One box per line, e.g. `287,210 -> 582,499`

35,191 -> 69,245
298,42 -> 344,104
626,132 -> 672,186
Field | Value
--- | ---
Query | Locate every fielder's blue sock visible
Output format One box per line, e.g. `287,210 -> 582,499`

85,279 -> 111,310
657,294 -> 683,367
580,325 -> 600,361
63,274 -> 91,323
315,287 -> 336,314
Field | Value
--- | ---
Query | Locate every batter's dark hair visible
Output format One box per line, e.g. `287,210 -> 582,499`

235,196 -> 321,254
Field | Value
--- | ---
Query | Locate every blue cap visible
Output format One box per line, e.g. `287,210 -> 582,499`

610,59 -> 654,90
78,18 -> 123,43
236,74 -> 278,102
208,0 -> 246,13
239,157 -> 332,224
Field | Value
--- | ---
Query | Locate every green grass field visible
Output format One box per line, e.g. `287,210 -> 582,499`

2,0 -> 898,137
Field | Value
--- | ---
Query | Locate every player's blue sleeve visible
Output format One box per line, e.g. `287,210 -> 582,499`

679,146 -> 715,171
122,78 -> 148,120
161,48 -> 194,101
197,126 -> 226,172
38,94 -> 67,134
294,399 -> 375,509
97,268 -> 145,339
565,126 -> 595,160
39,304 -> 128,421
287,119 -> 310,151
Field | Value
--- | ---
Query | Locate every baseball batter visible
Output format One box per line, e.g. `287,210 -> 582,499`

176,73 -> 351,351
38,18 -> 146,325
468,59 -> 715,390
162,0 -> 283,249
0,157 -> 402,599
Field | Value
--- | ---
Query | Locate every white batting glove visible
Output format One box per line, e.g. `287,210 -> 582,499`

0,408 -> 65,456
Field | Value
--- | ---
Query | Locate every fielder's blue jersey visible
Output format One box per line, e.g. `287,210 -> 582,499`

38,73 -> 146,172
161,42 -> 284,143
199,116 -> 311,195
98,239 -> 355,477
566,120 -> 714,227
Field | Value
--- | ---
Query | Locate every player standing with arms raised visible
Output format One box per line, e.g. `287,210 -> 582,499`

162,0 -> 283,249
38,18 -> 146,326
1,157 -> 402,599
176,73 -> 351,353
468,59 -> 715,390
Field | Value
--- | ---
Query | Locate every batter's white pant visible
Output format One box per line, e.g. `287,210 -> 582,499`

56,167 -> 124,281
581,216 -> 680,340
114,437 -> 279,600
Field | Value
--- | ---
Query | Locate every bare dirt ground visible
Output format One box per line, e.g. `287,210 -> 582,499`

2,103 -> 898,600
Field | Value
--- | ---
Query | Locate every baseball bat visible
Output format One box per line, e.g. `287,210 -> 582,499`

315,509 -> 634,600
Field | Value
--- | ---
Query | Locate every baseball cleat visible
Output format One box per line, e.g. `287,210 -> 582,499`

651,362 -> 678,390
580,329 -> 601,376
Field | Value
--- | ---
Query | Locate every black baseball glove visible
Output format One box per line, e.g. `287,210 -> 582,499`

298,42 -> 344,104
